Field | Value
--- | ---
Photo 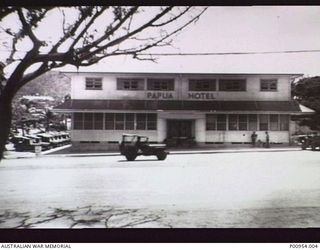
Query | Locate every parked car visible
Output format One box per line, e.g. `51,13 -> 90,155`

26,135 -> 51,150
299,134 -> 320,151
12,135 -> 43,152
119,134 -> 168,161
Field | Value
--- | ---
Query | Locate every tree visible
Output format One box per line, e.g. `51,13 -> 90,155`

292,76 -> 320,130
0,6 -> 207,160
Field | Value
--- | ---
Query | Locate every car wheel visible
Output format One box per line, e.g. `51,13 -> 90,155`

157,150 -> 167,160
301,145 -> 306,150
311,144 -> 316,151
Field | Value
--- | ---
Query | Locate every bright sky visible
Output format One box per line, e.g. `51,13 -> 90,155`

63,6 -> 320,76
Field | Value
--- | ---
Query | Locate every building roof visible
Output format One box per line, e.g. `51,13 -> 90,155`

54,99 -> 311,113
61,71 -> 303,77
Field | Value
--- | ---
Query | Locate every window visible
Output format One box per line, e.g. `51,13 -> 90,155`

74,113 -> 104,130
260,79 -> 278,91
147,78 -> 174,91
228,114 -> 238,130
136,113 -> 157,130
219,79 -> 246,91
136,113 -> 146,130
259,114 -> 269,131
115,113 -> 125,130
248,114 -> 258,131
269,114 -> 279,131
280,115 -> 289,131
189,79 -> 216,91
117,78 -> 144,90
84,113 -> 94,130
73,113 -> 83,129
94,113 -> 103,130
206,114 -> 217,130
238,114 -> 248,130
105,113 -> 115,130
147,114 -> 157,130
85,77 -> 102,90
102,113 -> 158,130
125,113 -> 135,130
217,114 -> 227,130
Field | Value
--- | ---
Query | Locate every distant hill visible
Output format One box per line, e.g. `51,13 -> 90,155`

12,71 -> 70,123
14,71 -> 70,104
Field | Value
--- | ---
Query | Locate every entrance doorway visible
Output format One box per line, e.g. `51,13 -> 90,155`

166,120 -> 195,147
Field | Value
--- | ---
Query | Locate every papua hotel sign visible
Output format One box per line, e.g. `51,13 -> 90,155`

146,92 -> 216,100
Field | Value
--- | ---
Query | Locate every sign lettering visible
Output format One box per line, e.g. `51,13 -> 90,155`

188,92 -> 215,100
147,92 -> 173,99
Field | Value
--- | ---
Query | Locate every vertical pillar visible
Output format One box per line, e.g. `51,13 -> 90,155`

157,117 -> 167,143
289,115 -> 296,145
195,117 -> 206,144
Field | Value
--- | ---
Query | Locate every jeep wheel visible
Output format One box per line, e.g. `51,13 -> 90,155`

125,154 -> 136,161
125,148 -> 137,161
311,144 -> 316,151
301,145 -> 307,150
157,150 -> 167,160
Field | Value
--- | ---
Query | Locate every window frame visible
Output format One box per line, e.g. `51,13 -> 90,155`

218,79 -> 247,91
147,78 -> 175,91
260,79 -> 278,92
189,79 -> 216,91
85,77 -> 103,90
117,78 -> 145,91
259,114 -> 269,131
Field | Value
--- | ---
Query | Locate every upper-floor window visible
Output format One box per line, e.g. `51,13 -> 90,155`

219,79 -> 246,91
85,77 -> 102,90
117,78 -> 144,90
147,78 -> 174,91
260,79 -> 278,91
189,79 -> 216,91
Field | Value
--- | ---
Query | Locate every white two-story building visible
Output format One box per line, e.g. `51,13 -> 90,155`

54,71 -> 312,151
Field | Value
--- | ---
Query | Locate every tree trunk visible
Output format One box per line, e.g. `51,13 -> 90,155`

0,94 -> 13,161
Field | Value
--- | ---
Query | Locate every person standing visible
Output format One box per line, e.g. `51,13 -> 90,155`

251,131 -> 258,147
265,131 -> 270,148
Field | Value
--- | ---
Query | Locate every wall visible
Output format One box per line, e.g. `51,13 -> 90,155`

70,73 -> 292,101
205,131 -> 289,144
71,130 -> 158,142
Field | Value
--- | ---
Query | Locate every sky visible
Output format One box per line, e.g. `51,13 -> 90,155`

1,6 -> 320,77
63,6 -> 320,77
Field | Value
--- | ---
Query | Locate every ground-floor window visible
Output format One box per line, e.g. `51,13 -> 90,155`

73,112 -> 157,130
206,114 -> 289,131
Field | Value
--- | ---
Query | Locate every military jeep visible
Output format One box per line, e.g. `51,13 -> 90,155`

119,134 -> 168,161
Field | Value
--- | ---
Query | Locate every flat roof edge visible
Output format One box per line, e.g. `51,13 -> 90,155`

58,71 -> 304,76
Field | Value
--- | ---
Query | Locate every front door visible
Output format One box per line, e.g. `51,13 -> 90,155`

167,120 -> 194,146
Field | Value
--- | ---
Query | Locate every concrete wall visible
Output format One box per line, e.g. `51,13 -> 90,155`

205,131 -> 289,144
70,73 -> 292,101
71,130 -> 158,142
71,110 -> 292,148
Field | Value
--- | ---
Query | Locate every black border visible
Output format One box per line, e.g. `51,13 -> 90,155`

1,1 -> 320,244
0,229 -> 320,243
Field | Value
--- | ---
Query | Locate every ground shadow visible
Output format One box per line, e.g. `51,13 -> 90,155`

118,159 -> 159,162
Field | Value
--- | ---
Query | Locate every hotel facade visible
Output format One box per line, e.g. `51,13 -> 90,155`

54,72 -> 311,151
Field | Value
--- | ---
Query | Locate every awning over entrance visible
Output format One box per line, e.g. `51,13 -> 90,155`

54,99 -> 309,113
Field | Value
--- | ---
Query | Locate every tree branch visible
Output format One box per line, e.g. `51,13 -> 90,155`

78,6 -> 173,61
50,6 -> 95,53
69,6 -> 109,49
77,6 -> 140,54
17,9 -> 41,47
76,7 -> 208,66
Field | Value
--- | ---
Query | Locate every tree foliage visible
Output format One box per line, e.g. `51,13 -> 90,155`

292,76 -> 320,130
0,6 -> 207,160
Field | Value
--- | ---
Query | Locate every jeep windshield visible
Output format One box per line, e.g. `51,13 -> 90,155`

122,135 -> 138,143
